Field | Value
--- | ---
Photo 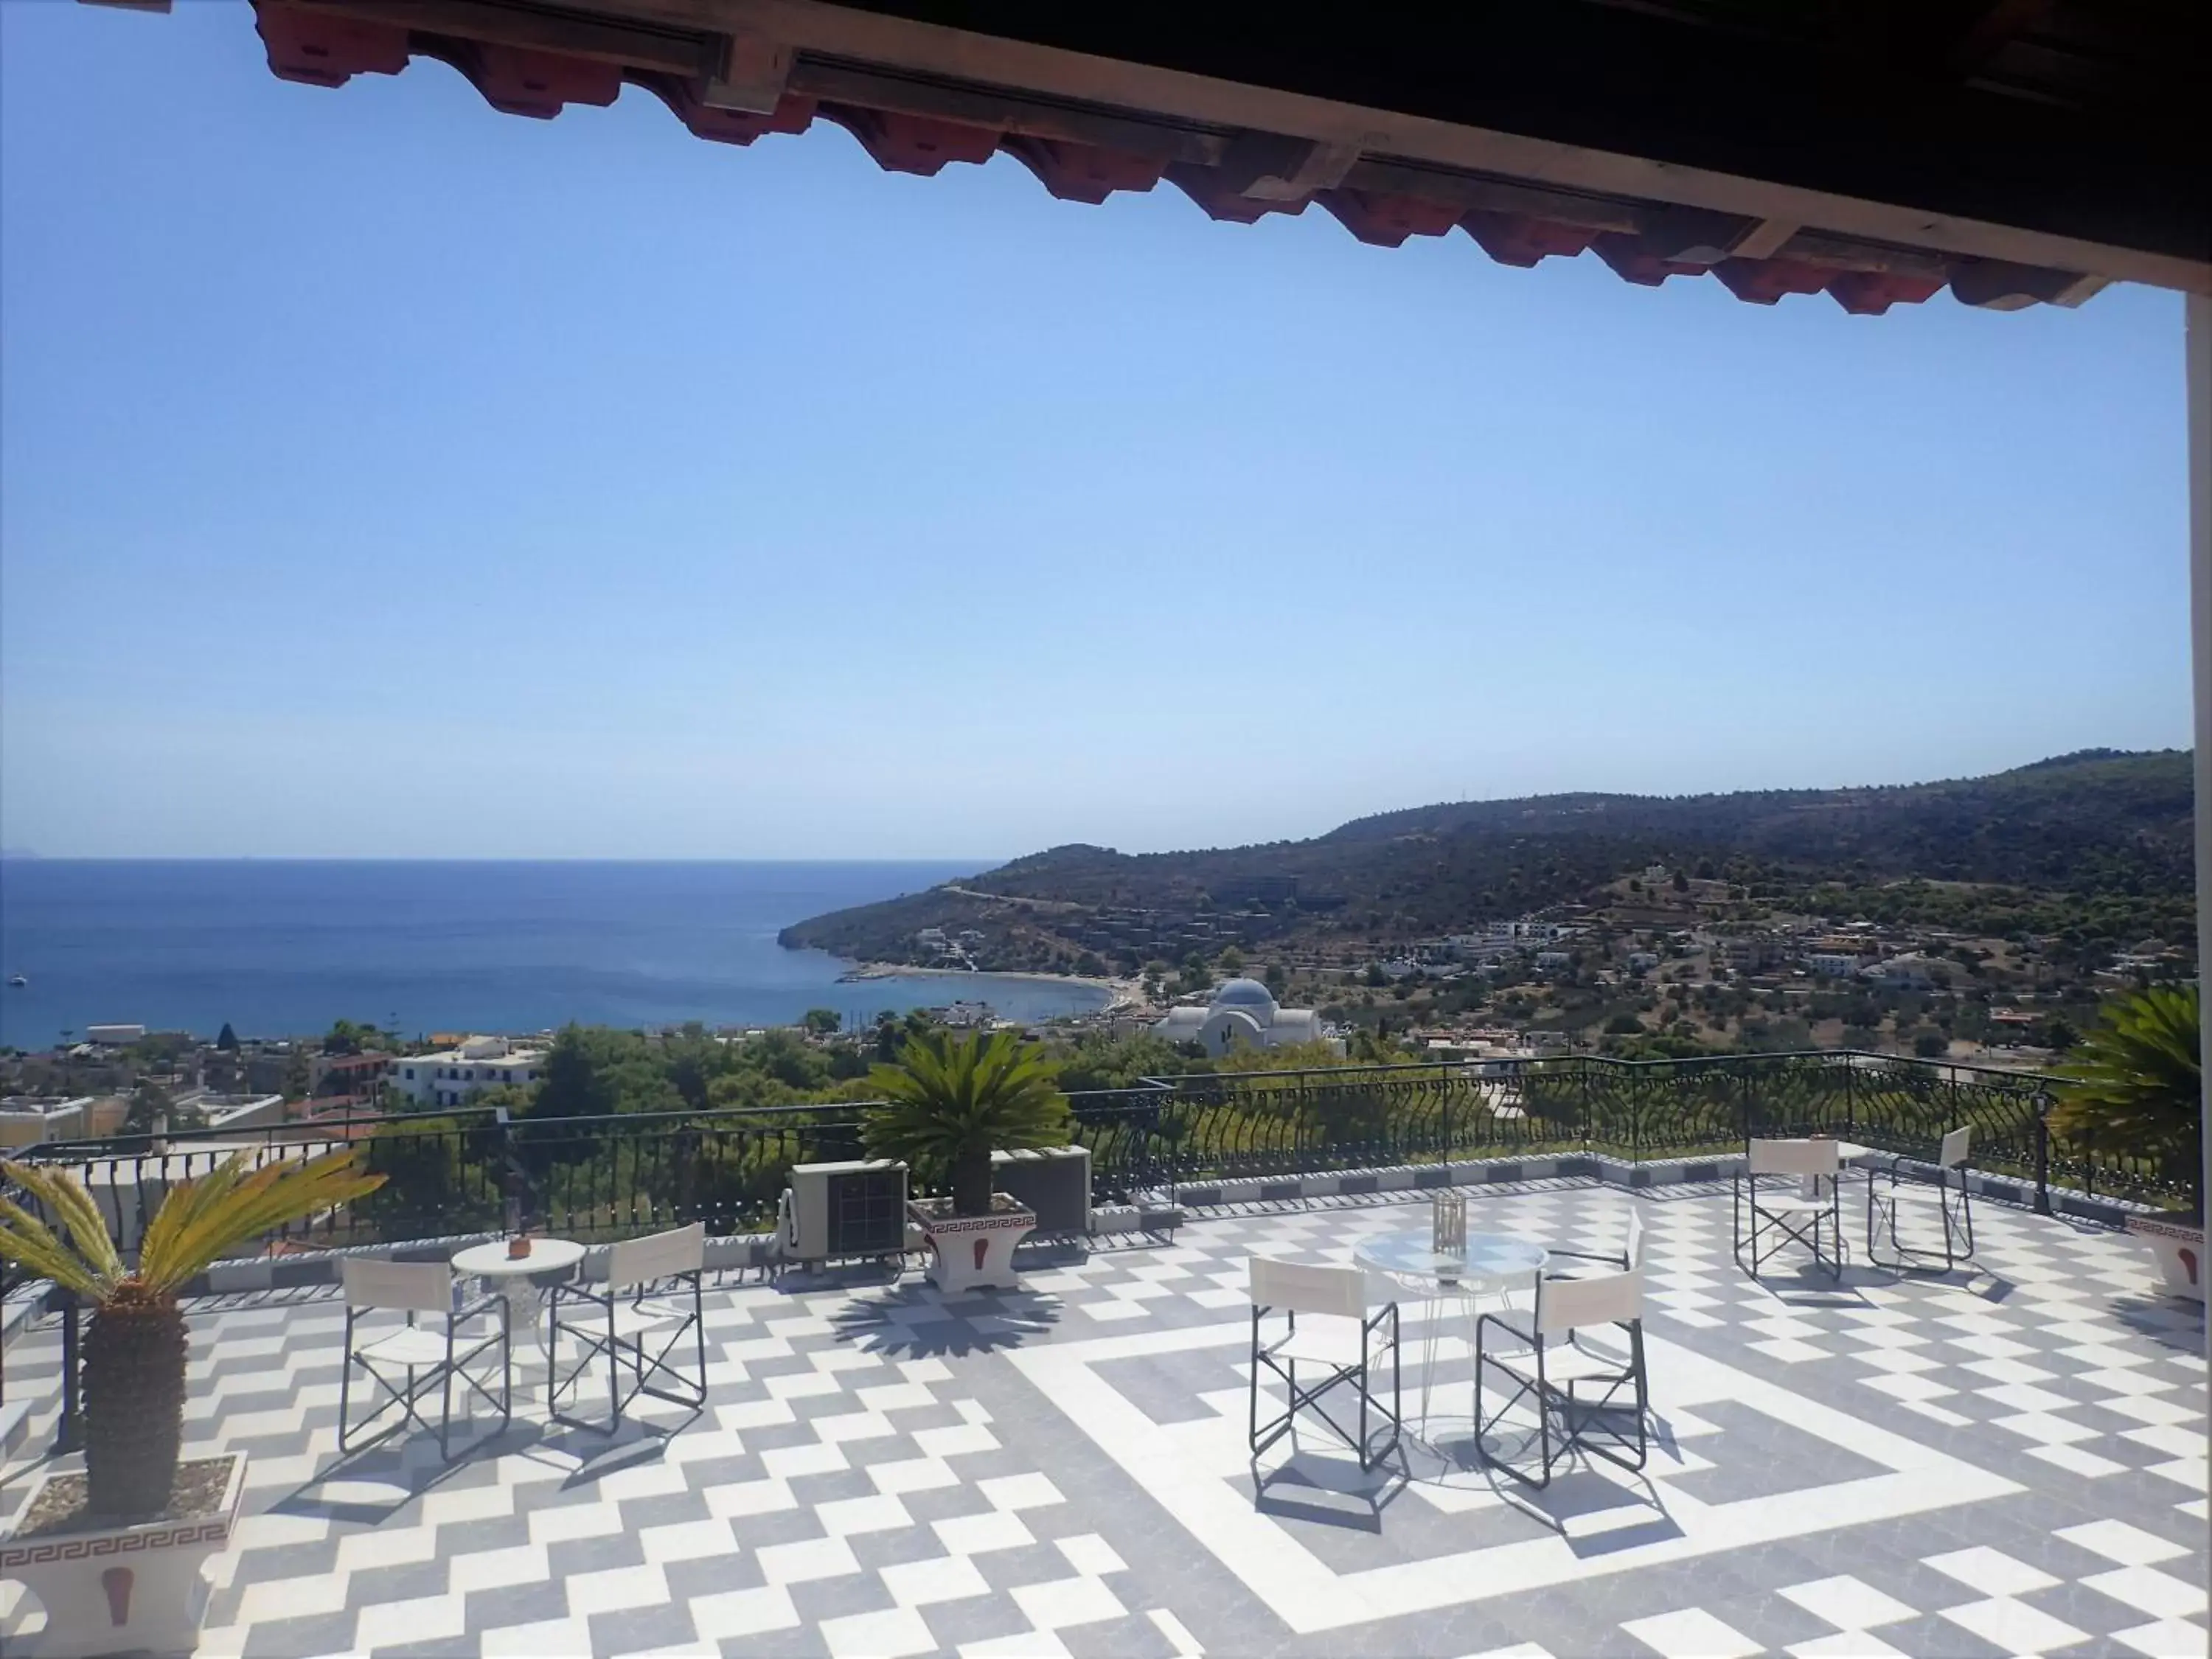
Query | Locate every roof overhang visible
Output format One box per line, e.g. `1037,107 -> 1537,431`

97,0 -> 2212,312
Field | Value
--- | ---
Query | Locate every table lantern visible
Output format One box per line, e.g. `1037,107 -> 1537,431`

1432,1189 -> 1467,1256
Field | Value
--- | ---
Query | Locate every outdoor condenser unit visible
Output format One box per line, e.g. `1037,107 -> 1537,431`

992,1147 -> 1091,1236
779,1159 -> 908,1266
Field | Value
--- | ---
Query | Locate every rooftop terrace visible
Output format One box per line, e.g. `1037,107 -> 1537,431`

1,1178 -> 2203,1658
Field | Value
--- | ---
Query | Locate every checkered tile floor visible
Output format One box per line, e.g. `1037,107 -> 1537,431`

2,1180 -> 2204,1658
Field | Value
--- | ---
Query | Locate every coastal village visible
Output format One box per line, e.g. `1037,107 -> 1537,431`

2,853 -> 2183,1150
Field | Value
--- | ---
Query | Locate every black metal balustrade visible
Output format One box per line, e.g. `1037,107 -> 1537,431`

0,1054 -> 2194,1271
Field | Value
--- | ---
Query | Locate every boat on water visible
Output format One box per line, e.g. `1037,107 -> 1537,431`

5,974 -> 26,987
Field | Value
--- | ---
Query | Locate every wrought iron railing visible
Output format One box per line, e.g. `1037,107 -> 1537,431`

1106,1052 -> 2079,1199
0,1053 -> 2191,1268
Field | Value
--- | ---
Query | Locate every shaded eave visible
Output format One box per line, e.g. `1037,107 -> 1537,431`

118,0 -> 2212,311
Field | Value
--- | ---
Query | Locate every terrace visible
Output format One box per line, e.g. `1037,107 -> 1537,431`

1,1057 -> 2205,1658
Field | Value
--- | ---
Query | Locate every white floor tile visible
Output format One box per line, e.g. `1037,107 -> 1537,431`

2055,1519 -> 2194,1568
756,1534 -> 863,1585
480,1615 -> 599,1658
934,1509 -> 1037,1556
1054,1534 -> 1128,1576
688,1585 -> 801,1641
978,1472 -> 1065,1511
1010,1576 -> 1127,1631
566,1562 -> 671,1618
1937,1596 -> 2089,1655
1924,1545 -> 2065,1599
880,1554 -> 992,1608
961,1632 -> 1074,1658
2082,1567 -> 2208,1621
2112,1618 -> 2212,1658
2028,1442 -> 2128,1478
353,1592 -> 466,1655
1786,1634 -> 1910,1659
821,1604 -> 938,1658
1620,1607 -> 1763,1658
1778,1575 -> 1917,1630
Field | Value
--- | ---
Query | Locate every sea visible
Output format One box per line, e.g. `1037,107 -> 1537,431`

0,860 -> 1111,1050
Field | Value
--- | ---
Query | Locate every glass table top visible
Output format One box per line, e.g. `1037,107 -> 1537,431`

1354,1228 -> 1548,1287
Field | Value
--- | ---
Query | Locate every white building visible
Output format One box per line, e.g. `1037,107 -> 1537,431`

1864,953 -> 1940,987
85,1024 -> 146,1046
0,1096 -> 120,1149
173,1091 -> 289,1133
1152,978 -> 1331,1057
388,1036 -> 547,1108
1806,951 -> 1863,978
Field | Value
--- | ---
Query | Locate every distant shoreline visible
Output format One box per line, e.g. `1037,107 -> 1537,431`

841,960 -> 1145,1012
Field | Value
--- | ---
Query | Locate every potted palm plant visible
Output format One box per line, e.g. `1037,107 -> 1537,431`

0,1148 -> 385,1656
2048,984 -> 2202,1302
863,1030 -> 1069,1293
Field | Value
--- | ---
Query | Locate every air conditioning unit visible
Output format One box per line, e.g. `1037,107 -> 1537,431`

779,1159 -> 908,1267
992,1147 -> 1091,1236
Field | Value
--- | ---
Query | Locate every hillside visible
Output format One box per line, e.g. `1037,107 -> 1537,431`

779,750 -> 2195,970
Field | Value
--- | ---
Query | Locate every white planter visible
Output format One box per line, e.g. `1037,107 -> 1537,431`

0,1453 -> 246,1658
910,1198 -> 1037,1294
2126,1214 -> 2206,1303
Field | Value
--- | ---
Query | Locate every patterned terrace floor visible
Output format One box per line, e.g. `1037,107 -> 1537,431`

1,1179 -> 2205,1659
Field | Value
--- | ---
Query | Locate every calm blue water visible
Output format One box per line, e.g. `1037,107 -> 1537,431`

0,860 -> 1109,1048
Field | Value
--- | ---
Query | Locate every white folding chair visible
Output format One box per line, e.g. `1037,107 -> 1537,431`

1733,1137 -> 1843,1279
548,1224 -> 707,1433
1248,1256 -> 1401,1474
1868,1124 -> 1976,1271
1475,1263 -> 1647,1489
338,1258 -> 510,1460
1548,1206 -> 1648,1277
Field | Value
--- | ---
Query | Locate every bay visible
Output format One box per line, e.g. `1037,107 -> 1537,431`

0,860 -> 1109,1048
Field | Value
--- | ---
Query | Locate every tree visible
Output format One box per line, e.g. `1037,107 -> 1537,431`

1217,946 -> 1245,972
215,1023 -> 240,1052
862,1031 -> 1069,1216
1672,870 -> 1690,893
801,1008 -> 843,1037
0,1150 -> 385,1517
1074,952 -> 1107,978
124,1079 -> 201,1135
532,1025 -> 681,1119
1604,1013 -> 1645,1035
1263,961 -> 1289,992
321,1018 -> 384,1057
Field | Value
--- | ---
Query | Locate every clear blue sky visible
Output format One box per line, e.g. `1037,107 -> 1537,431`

1,2 -> 2193,862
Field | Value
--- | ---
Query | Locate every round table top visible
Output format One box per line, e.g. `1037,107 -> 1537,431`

450,1237 -> 587,1278
1354,1228 -> 1547,1292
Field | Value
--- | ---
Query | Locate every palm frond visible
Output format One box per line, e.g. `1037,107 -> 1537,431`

2048,985 -> 2202,1166
0,1194 -> 107,1297
863,1030 -> 1068,1181
1,1161 -> 122,1284
136,1148 -> 386,1293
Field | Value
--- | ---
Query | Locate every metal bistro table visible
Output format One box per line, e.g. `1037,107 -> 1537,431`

1354,1229 -> 1548,1439
449,1237 -> 588,1398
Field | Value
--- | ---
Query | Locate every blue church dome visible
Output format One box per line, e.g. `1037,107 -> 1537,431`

1212,977 -> 1277,1009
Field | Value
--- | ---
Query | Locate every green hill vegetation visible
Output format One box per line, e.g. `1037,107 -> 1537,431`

779,750 -> 2194,968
